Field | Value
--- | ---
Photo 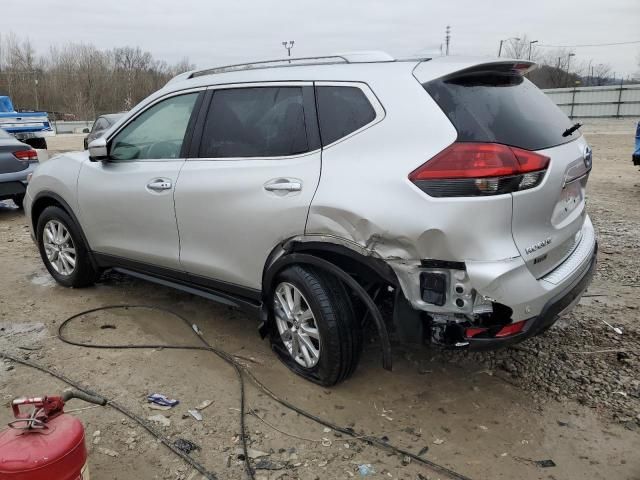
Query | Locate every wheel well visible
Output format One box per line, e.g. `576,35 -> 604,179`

30,196 -> 67,235
283,242 -> 398,292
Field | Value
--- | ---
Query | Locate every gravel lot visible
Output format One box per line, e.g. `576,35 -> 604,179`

1,122 -> 639,480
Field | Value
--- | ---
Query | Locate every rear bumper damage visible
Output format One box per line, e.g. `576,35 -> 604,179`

389,215 -> 597,348
466,240 -> 597,349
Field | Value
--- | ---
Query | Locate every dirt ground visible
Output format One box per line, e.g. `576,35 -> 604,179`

1,121 -> 639,480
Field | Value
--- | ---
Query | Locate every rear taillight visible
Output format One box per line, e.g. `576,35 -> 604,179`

409,142 -> 549,197
14,149 -> 38,162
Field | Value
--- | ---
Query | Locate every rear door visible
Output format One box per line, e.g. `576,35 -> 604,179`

424,69 -> 590,277
78,91 -> 202,270
174,84 -> 321,292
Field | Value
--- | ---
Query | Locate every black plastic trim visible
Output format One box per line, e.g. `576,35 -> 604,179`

421,259 -> 466,271
93,253 -> 261,315
180,90 -> 207,158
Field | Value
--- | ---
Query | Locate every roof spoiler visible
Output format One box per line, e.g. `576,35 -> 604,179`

442,61 -> 536,80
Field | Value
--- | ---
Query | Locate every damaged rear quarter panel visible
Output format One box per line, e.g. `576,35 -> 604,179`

306,74 -> 519,264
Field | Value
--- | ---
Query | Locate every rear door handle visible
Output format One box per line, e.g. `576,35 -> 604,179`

264,180 -> 302,192
147,179 -> 172,191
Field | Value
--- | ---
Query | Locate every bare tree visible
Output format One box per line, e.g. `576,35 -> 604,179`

0,33 -> 191,119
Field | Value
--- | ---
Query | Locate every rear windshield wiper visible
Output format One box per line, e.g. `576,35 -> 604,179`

562,123 -> 582,137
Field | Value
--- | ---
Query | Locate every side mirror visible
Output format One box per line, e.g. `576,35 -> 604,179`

88,137 -> 108,161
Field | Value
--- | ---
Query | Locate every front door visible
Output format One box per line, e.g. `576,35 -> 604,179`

174,84 -> 321,292
78,91 -> 201,270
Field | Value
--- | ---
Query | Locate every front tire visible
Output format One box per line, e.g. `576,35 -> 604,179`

36,206 -> 99,287
269,265 -> 362,386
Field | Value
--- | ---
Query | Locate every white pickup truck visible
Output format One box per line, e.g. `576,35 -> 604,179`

0,95 -> 55,149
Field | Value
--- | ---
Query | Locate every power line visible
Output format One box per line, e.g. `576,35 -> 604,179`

537,40 -> 640,48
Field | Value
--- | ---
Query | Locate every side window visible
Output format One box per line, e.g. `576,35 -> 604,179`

110,93 -> 198,161
199,87 -> 308,158
316,86 -> 376,146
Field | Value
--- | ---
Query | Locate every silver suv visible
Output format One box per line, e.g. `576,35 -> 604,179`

25,52 -> 597,385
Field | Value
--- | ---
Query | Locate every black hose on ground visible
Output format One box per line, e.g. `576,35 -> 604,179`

1,304 -> 472,480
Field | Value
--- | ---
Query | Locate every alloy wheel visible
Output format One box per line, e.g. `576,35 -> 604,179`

43,220 -> 76,276
273,282 -> 321,368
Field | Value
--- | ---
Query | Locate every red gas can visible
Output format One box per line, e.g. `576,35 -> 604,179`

0,396 -> 90,480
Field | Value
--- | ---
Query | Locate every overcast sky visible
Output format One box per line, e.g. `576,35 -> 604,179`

4,0 -> 639,77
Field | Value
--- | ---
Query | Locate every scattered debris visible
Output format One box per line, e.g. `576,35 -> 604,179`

188,409 -> 203,421
98,447 -> 119,457
534,459 -> 556,468
358,464 -> 375,476
602,319 -> 623,335
148,403 -> 172,411
433,438 -> 445,445
147,414 -> 171,427
192,324 -> 203,335
147,393 -> 179,407
195,399 -> 213,410
417,446 -> 429,456
173,438 -> 200,455
401,455 -> 411,465
235,447 -> 269,459
254,459 -> 285,470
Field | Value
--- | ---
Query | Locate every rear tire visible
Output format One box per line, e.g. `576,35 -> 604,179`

36,206 -> 99,288
269,265 -> 362,386
12,194 -> 24,209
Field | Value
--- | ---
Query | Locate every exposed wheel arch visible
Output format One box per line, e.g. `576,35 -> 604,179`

261,240 -> 397,371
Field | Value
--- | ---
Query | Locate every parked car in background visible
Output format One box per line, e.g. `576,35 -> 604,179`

0,96 -> 55,150
0,128 -> 38,208
84,113 -> 126,150
24,53 -> 597,385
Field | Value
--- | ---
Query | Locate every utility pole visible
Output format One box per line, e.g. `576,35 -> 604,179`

528,40 -> 538,60
445,26 -> 451,56
498,37 -> 520,57
33,76 -> 39,111
565,52 -> 575,87
282,40 -> 295,61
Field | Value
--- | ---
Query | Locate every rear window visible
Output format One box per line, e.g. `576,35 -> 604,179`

316,86 -> 376,146
424,74 -> 578,151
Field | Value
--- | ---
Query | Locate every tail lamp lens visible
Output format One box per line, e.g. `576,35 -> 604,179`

13,149 -> 38,162
409,142 -> 549,197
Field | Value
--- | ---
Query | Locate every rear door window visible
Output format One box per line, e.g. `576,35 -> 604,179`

199,87 -> 309,158
316,86 -> 376,146
424,74 -> 577,151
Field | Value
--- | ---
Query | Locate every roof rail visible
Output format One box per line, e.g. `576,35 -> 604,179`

190,56 -> 349,78
189,51 -> 396,79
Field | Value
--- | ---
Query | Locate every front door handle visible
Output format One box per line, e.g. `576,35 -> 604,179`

264,180 -> 302,192
147,179 -> 172,191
